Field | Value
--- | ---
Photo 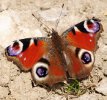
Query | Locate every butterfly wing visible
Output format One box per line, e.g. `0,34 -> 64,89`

31,48 -> 67,86
5,38 -> 49,71
61,18 -> 103,79
5,18 -> 103,86
62,18 -> 103,51
5,37 -> 66,86
64,46 -> 94,80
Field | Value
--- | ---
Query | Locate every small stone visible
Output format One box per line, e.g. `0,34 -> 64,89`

9,72 -> 32,99
103,38 -> 107,45
0,86 -> 9,99
70,93 -> 98,100
98,44 -> 107,55
0,11 -> 17,48
103,69 -> 107,76
0,0 -> 10,12
104,11 -> 107,16
95,78 -> 107,95
102,62 -> 107,76
0,55 -> 10,86
39,7 -> 67,22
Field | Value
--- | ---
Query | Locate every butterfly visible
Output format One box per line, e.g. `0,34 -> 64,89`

5,17 -> 103,86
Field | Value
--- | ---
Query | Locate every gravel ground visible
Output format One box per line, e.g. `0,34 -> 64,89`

0,0 -> 107,100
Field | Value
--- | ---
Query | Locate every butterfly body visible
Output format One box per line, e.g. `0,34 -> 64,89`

5,18 -> 103,86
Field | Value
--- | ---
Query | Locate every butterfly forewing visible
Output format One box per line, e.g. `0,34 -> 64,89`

5,38 -> 50,71
62,18 -> 103,51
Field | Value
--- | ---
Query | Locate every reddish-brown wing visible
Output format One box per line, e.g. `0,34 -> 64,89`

5,38 -> 66,86
64,46 -> 94,80
60,18 -> 103,79
62,18 -> 103,51
5,38 -> 49,71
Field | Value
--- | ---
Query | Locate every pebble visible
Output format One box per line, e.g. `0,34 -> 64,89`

102,62 -> 107,76
95,78 -> 107,95
0,55 -> 10,86
70,93 -> 99,100
0,86 -> 9,99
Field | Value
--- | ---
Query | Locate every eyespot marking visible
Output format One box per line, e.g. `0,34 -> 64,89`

81,52 -> 92,64
32,58 -> 49,83
38,58 -> 50,66
84,19 -> 100,33
36,66 -> 48,77
7,40 -> 23,56
76,48 -> 94,68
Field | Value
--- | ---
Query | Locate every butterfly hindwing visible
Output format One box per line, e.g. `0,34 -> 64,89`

65,46 -> 94,80
31,49 -> 66,86
62,18 -> 103,51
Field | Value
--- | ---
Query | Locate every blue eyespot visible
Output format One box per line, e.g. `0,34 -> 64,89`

7,41 -> 23,56
81,52 -> 91,64
92,22 -> 100,33
36,67 -> 48,77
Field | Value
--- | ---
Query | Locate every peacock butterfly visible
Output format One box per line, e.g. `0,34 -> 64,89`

5,17 -> 103,86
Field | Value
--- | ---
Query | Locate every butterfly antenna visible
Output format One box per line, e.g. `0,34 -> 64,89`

32,13 -> 52,35
55,4 -> 64,31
